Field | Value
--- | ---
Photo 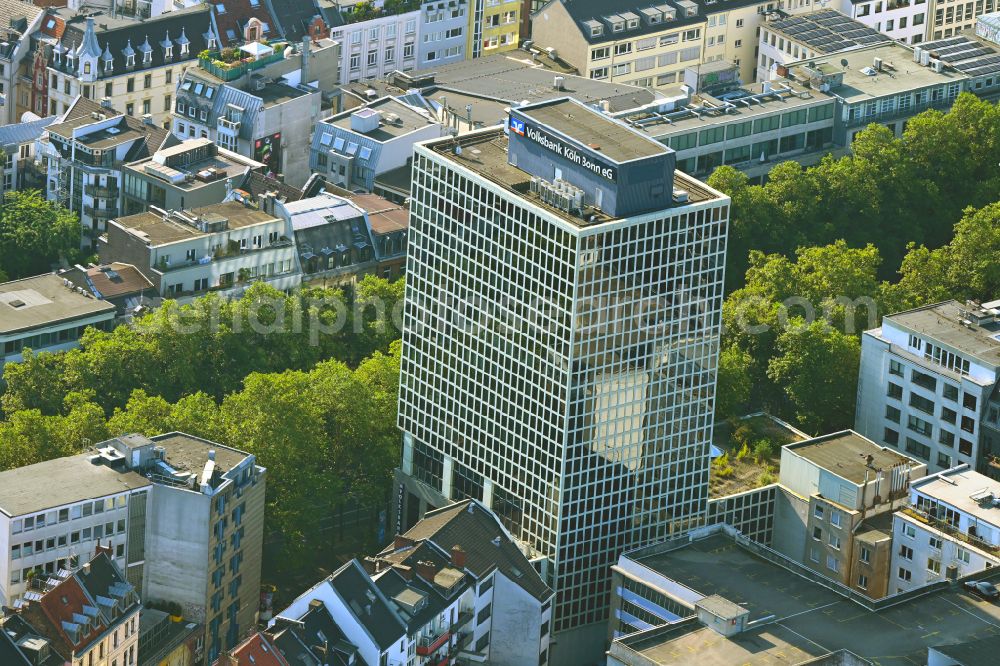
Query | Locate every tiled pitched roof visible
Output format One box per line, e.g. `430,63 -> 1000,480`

391,499 -> 553,602
226,632 -> 288,666
39,14 -> 65,39
0,0 -> 41,35
79,263 -> 153,299
213,0 -> 279,47
241,171 -> 304,203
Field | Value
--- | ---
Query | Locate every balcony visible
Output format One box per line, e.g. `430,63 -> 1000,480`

217,117 -> 241,132
83,205 -> 119,219
416,630 -> 451,656
846,97 -> 954,128
85,184 -> 119,198
901,506 -> 1000,556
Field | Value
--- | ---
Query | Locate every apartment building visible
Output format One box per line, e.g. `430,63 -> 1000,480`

0,273 -> 116,375
0,118 -> 54,194
891,465 -> 1000,593
918,17 -> 1000,99
0,0 -> 44,125
855,299 -> 1000,474
394,97 -> 730,663
121,138 -> 266,216
0,432 -> 266,665
470,0 -> 522,57
757,10 -> 893,82
778,431 -> 926,599
419,0 -> 469,67
930,0 -> 1000,39
172,57 -> 322,188
39,96 -> 173,249
530,0 -> 823,88
325,1 -> 422,83
270,499 -> 553,666
311,96 -> 442,191
15,552 -> 140,666
59,262 -> 155,317
100,199 -> 300,301
835,0 -> 930,44
38,6 -> 216,126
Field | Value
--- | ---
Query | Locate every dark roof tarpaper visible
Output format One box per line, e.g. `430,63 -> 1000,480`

933,635 -> 1000,666
270,599 -> 367,666
55,5 -> 213,79
266,0 -> 320,42
0,614 -> 67,666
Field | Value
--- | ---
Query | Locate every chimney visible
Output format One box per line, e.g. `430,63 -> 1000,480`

100,97 -> 113,109
393,535 -> 414,550
227,652 -> 239,666
94,541 -> 113,558
392,563 -> 413,581
141,113 -> 153,125
83,562 -> 91,575
415,560 -> 436,581
301,36 -> 311,86
451,545 -> 466,568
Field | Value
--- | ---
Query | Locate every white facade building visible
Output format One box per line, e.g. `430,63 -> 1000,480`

394,97 -> 730,664
330,7 -> 421,83
417,0 -> 468,68
833,0 -> 930,45
855,299 -> 1000,474
890,465 -> 1000,593
0,273 -> 117,375
100,199 -> 301,301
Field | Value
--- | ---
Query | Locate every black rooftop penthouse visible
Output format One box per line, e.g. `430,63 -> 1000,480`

507,97 -> 679,219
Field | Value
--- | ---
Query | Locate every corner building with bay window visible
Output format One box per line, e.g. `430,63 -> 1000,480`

394,96 -> 730,664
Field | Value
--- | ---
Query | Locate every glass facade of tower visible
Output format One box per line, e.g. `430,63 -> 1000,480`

398,115 -> 729,636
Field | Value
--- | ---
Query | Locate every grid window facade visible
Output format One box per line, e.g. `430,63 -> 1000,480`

398,145 -> 729,633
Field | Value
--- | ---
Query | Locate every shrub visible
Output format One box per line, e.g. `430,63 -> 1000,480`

753,438 -> 775,462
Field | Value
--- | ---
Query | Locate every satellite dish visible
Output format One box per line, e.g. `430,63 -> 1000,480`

840,58 -> 849,68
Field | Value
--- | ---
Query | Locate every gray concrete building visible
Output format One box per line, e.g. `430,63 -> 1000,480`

0,432 -> 266,665
855,299 -> 1000,474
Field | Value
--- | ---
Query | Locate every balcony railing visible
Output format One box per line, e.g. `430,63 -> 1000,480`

198,43 -> 288,82
217,118 -> 241,132
900,506 -> 1000,556
846,97 -> 955,128
416,630 -> 451,656
85,184 -> 119,198
83,205 -> 119,219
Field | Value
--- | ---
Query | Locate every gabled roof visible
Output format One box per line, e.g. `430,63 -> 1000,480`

0,116 -> 54,149
212,0 -> 279,47
269,600 -> 367,666
73,263 -> 153,300
225,632 -> 289,666
326,560 -> 405,652
387,499 -> 553,603
0,614 -> 66,666
241,170 -> 305,203
0,0 -> 41,38
53,5 -> 214,79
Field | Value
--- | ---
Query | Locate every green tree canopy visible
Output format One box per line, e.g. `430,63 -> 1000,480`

0,190 -> 81,280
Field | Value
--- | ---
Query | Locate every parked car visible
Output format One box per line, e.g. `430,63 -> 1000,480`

964,581 -> 1000,600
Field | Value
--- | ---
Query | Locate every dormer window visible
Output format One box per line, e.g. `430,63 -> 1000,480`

612,20 -> 624,32
592,25 -> 602,36
165,45 -> 173,59
180,42 -> 189,56
104,58 -> 113,72
126,53 -> 134,67
627,18 -> 639,29
84,62 -> 91,74
143,49 -> 151,64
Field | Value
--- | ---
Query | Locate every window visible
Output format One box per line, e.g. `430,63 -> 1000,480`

961,415 -> 975,433
937,452 -> 952,468
911,369 -> 936,391
941,406 -> 957,424
929,536 -> 942,550
826,555 -> 839,572
959,439 -> 974,456
957,548 -> 971,564
909,392 -> 935,415
943,384 -> 958,401
830,511 -> 842,528
905,437 -> 931,460
813,526 -> 822,540
889,359 -> 903,376
898,567 -> 912,581
888,383 -> 903,400
127,77 -> 135,93
939,430 -> 955,448
886,405 -> 901,423
143,74 -> 152,89
964,393 -> 978,411
907,414 -> 932,436
809,547 -> 819,562
858,574 -> 868,589
884,428 -> 899,445
859,547 -> 871,563
902,523 -> 916,538
829,534 -> 841,550
814,505 -> 824,520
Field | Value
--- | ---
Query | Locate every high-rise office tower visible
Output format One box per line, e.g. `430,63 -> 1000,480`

394,97 -> 730,663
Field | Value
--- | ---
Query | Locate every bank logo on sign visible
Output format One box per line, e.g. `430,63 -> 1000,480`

510,117 -> 526,136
